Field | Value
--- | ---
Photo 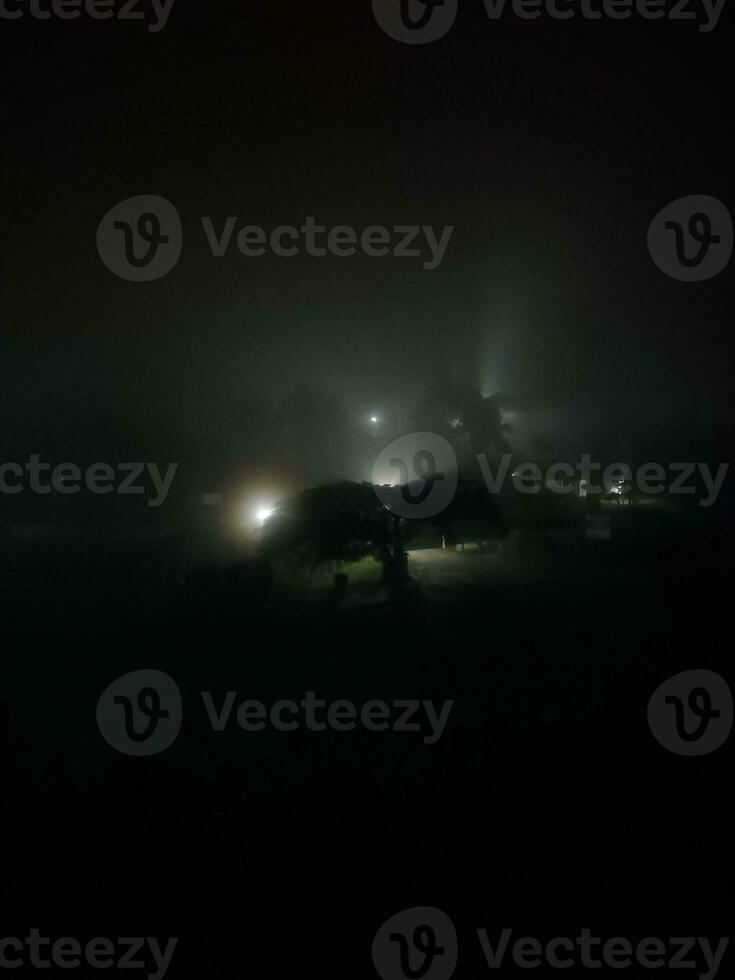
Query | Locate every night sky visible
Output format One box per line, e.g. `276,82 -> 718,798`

3,0 -> 733,507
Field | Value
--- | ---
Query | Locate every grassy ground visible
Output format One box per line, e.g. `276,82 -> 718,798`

2,510 -> 732,978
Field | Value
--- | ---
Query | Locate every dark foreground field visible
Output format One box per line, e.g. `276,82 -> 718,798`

2,511 -> 732,978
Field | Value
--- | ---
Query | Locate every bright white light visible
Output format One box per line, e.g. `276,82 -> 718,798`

240,494 -> 283,532
370,415 -> 379,424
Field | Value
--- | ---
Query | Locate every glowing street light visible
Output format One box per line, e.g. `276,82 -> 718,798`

240,499 -> 278,531
255,507 -> 275,526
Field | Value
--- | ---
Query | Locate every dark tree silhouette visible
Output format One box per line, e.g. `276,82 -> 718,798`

414,382 -> 512,478
432,478 -> 503,550
260,481 -> 412,583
